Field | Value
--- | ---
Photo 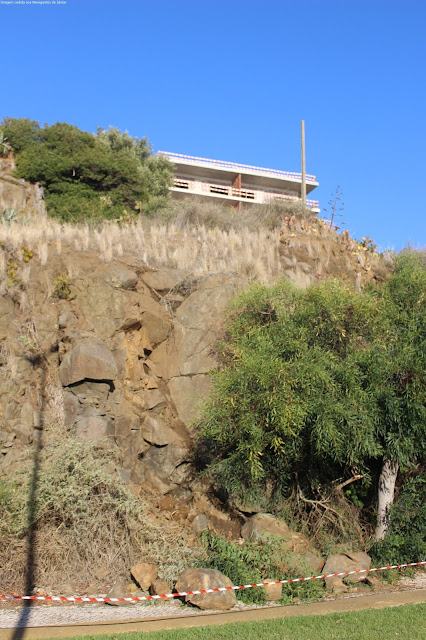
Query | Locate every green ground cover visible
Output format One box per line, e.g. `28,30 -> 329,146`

56,603 -> 425,640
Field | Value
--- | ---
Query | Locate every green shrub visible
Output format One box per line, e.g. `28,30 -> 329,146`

195,252 -> 426,553
53,275 -> 72,299
195,278 -> 380,506
200,531 -> 323,604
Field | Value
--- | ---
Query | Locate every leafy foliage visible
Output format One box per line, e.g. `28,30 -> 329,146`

1,118 -> 173,222
200,531 -> 323,604
362,251 -> 426,469
1,118 -> 40,153
196,251 -> 425,556
196,278 -> 380,504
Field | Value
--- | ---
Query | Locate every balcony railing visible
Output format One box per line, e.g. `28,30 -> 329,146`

172,178 -> 319,209
159,151 -> 316,183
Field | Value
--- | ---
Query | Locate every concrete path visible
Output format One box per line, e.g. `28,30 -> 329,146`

1,588 -> 425,640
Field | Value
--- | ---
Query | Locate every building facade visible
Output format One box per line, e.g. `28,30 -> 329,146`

157,151 -> 319,212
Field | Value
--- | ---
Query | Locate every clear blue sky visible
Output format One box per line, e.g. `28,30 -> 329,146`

1,0 -> 425,250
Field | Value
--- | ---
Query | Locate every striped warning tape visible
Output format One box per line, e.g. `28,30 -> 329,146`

1,561 -> 425,603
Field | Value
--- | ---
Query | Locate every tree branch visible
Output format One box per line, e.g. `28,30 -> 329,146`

334,474 -> 365,491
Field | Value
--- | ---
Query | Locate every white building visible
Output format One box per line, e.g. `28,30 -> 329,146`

157,151 -> 319,212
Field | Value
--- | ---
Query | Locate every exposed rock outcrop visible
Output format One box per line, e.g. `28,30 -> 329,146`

59,342 -> 119,386
0,225 -> 389,551
0,249 -> 250,535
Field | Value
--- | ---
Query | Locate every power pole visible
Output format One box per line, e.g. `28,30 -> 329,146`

301,120 -> 306,207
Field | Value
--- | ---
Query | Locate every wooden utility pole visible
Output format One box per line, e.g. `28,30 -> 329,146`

301,120 -> 306,207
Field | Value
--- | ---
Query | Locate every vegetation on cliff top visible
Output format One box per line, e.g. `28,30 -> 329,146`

0,118 -> 173,222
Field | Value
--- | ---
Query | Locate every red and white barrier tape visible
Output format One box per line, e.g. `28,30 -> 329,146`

1,561 -> 425,604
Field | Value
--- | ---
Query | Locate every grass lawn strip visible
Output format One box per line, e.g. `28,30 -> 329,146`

55,603 -> 426,640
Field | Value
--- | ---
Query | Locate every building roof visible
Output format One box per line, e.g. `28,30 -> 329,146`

157,151 -> 317,184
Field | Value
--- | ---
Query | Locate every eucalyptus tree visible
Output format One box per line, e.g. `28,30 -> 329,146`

196,278 -> 380,505
197,251 -> 425,542
363,251 -> 426,538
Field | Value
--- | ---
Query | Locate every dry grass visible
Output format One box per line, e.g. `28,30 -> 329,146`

0,340 -> 202,593
160,197 -> 316,231
0,203 -> 352,285
0,217 -> 283,282
0,434 -> 202,593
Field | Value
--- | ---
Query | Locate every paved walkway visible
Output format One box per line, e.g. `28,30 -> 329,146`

0,589 -> 426,640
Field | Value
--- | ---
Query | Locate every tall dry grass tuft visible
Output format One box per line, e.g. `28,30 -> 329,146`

0,216 -> 286,282
38,242 -> 48,265
0,437 -> 201,593
160,197 -> 315,231
0,197 -> 349,284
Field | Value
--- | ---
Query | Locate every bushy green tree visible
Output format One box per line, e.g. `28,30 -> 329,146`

1,118 -> 172,222
1,117 -> 40,153
361,251 -> 426,538
96,126 -> 151,162
196,251 -> 425,548
196,278 -> 380,504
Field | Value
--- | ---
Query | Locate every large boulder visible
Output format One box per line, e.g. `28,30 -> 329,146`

132,441 -> 189,494
63,390 -> 81,427
59,342 -> 118,386
138,293 -> 171,346
148,274 -> 244,427
263,579 -> 282,602
150,579 -> 171,596
131,562 -> 158,591
141,269 -> 190,292
143,389 -> 166,411
141,414 -> 179,446
322,552 -> 371,591
168,374 -> 211,425
103,267 -> 138,290
74,415 -> 114,445
151,275 -> 244,379
241,513 -> 310,551
175,568 -> 237,610
118,429 -> 150,469
105,580 -> 131,607
76,279 -> 140,338
69,380 -> 111,404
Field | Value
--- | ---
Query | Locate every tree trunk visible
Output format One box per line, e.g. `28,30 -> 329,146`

375,457 -> 399,540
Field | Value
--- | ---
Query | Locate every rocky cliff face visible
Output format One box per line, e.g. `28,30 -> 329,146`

0,217 -> 388,537
0,156 -> 45,218
0,244 -> 249,533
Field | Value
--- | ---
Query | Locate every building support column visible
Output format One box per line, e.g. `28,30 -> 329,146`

232,173 -> 242,211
